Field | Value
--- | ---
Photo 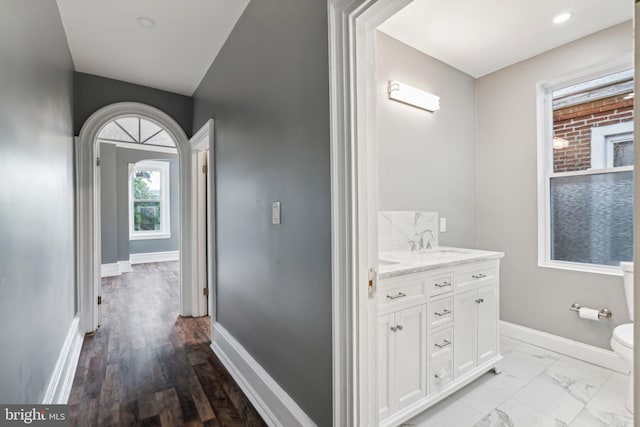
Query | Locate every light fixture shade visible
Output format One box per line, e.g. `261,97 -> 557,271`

388,81 -> 440,112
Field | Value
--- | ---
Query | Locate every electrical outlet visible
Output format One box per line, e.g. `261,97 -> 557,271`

439,217 -> 447,233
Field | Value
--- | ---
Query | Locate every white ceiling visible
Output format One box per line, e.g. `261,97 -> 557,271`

56,0 -> 250,95
377,0 -> 632,78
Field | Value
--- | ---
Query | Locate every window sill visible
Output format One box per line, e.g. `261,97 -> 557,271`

130,232 -> 171,241
539,260 -> 624,277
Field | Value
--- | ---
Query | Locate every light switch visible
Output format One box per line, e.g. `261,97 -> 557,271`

272,201 -> 281,225
439,217 -> 447,233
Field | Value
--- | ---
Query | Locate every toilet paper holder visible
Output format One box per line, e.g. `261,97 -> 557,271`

569,303 -> 612,319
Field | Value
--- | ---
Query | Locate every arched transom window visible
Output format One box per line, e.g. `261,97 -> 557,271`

98,116 -> 176,147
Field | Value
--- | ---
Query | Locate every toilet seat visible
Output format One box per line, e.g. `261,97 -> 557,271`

613,323 -> 634,349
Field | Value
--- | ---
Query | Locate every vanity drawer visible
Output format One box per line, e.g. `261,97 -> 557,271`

429,296 -> 453,329
378,280 -> 425,308
456,264 -> 496,290
427,274 -> 454,296
430,357 -> 453,394
429,327 -> 453,361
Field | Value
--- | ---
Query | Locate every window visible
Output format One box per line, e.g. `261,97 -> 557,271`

538,68 -> 634,274
129,160 -> 171,240
98,116 -> 176,147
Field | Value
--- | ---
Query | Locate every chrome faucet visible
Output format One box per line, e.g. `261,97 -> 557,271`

408,230 -> 436,251
419,229 -> 435,250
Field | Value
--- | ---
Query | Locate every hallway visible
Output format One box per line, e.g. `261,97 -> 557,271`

68,262 -> 266,426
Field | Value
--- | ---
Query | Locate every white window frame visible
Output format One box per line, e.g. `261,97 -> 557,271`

129,160 -> 171,240
591,121 -> 634,169
537,63 -> 633,276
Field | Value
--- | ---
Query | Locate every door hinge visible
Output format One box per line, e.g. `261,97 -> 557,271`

202,164 -> 208,174
97,296 -> 102,305
203,288 -> 209,297
368,267 -> 377,298
96,157 -> 101,167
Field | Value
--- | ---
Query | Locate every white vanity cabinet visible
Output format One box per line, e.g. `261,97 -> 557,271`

378,292 -> 428,418
454,284 -> 498,377
378,258 -> 502,427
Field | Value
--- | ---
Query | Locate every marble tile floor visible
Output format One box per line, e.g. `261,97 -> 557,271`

403,336 -> 633,427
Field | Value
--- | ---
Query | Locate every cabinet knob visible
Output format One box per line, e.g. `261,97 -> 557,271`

390,324 -> 403,332
475,298 -> 484,304
472,273 -> 487,279
396,324 -> 403,331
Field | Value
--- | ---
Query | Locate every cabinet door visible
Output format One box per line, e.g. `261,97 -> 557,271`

476,284 -> 498,366
394,304 -> 427,409
454,289 -> 477,378
378,313 -> 395,419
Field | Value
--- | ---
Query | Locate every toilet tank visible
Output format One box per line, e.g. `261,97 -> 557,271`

621,262 -> 634,321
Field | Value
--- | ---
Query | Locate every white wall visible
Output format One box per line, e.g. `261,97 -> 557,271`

376,32 -> 477,248
476,21 -> 632,349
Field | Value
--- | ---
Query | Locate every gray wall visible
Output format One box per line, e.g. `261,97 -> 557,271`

0,0 -> 75,403
476,21 -> 633,349
101,144 -> 119,263
100,144 -> 179,263
74,72 -> 193,137
192,0 -> 332,424
376,32 -> 477,248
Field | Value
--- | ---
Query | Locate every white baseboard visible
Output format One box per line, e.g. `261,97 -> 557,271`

42,315 -> 84,404
500,321 -> 629,374
100,263 -> 120,277
130,250 -> 179,265
100,254 -> 175,277
211,323 -> 316,427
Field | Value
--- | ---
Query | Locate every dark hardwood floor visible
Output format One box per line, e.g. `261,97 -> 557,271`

69,261 -> 266,427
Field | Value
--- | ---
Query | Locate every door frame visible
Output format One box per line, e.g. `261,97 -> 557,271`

76,102 -> 197,333
328,0 -> 412,425
190,119 -> 216,320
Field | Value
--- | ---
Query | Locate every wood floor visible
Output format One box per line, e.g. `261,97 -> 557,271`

68,261 -> 266,427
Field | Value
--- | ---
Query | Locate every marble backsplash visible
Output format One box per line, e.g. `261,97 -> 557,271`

379,211 -> 439,252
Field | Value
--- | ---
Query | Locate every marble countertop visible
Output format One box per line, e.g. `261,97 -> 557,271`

379,246 -> 504,279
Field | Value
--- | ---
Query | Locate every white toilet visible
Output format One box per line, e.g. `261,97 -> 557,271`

611,261 -> 634,414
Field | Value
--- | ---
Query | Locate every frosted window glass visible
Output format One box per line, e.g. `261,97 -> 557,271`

98,121 -> 135,142
140,118 -> 162,142
116,117 -> 140,142
144,131 -> 175,147
550,171 -> 633,266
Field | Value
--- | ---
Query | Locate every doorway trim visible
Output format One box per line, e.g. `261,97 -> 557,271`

190,119 -> 216,319
76,102 -> 194,333
328,0 -> 412,425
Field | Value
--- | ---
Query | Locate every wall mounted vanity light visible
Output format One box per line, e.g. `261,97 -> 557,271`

388,81 -> 440,112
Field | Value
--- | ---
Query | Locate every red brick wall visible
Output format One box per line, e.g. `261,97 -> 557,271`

553,94 -> 633,172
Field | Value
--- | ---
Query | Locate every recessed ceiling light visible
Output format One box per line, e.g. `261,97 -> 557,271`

136,17 -> 156,28
552,12 -> 573,24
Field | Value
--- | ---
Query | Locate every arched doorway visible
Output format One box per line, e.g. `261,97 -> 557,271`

76,102 -> 197,333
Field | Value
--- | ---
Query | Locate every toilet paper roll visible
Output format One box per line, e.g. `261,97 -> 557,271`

578,307 -> 600,321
